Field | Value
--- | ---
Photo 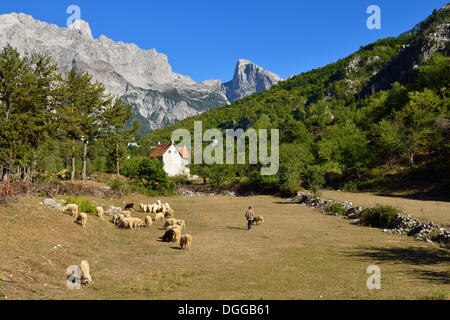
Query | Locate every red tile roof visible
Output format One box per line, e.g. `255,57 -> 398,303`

149,143 -> 172,158
178,146 -> 189,159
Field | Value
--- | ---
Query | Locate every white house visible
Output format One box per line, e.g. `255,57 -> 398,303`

149,142 -> 190,177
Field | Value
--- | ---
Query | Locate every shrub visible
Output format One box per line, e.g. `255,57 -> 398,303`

359,205 -> 402,229
326,203 -> 347,216
66,196 -> 97,216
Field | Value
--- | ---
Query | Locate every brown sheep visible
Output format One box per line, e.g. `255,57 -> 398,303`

162,229 -> 176,242
180,235 -> 192,250
75,212 -> 88,228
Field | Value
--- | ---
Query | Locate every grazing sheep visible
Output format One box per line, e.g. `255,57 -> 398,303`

157,200 -> 162,206
155,213 -> 164,222
139,204 -> 145,212
165,209 -> 175,218
162,229 -> 176,242
96,206 -> 104,217
145,216 -> 153,227
118,217 -> 131,229
163,218 -> 178,230
180,235 -> 192,251
172,228 -> 182,242
80,260 -> 92,286
124,203 -> 135,211
162,228 -> 181,242
253,216 -> 265,225
130,218 -> 143,229
123,211 -> 131,218
63,204 -> 78,217
75,212 -> 88,228
164,203 -> 171,210
166,225 -> 182,231
176,220 -> 186,228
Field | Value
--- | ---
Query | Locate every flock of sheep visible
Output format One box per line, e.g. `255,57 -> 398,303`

60,199 -> 192,286
61,200 -> 192,251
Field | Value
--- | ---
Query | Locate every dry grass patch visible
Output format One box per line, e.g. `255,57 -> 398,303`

0,194 -> 448,300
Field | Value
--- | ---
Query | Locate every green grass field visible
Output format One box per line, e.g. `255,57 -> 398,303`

0,193 -> 448,300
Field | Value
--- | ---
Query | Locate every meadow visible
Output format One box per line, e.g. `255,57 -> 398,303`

0,192 -> 448,300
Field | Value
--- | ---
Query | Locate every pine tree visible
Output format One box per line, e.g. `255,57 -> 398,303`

102,98 -> 139,175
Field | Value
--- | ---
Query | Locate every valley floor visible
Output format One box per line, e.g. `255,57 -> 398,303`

0,193 -> 449,300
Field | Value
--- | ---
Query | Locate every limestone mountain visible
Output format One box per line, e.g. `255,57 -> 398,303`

0,13 -> 281,133
221,59 -> 282,103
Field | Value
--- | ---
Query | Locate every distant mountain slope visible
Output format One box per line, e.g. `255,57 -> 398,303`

145,5 -> 449,141
0,13 -> 281,134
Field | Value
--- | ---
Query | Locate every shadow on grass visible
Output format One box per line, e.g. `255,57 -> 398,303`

273,201 -> 298,205
413,269 -> 450,284
348,246 -> 450,285
226,226 -> 248,231
348,246 -> 450,266
375,193 -> 450,203
170,247 -> 182,250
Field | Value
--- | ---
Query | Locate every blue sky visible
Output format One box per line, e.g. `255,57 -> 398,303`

0,0 -> 447,82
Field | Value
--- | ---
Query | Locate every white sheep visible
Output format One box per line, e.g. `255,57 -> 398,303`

80,260 -> 92,286
75,212 -> 88,228
176,220 -> 186,228
145,216 -> 153,227
63,204 -> 78,217
180,235 -> 192,251
165,209 -> 175,218
166,224 -> 182,231
155,213 -> 164,222
96,206 -> 104,217
164,218 -> 178,230
123,211 -> 131,218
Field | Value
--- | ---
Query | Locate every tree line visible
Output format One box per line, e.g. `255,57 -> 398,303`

0,44 -> 139,182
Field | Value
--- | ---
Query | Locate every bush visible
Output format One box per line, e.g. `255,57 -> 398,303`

66,196 -> 97,216
326,203 -> 346,215
124,158 -> 175,196
359,205 -> 402,229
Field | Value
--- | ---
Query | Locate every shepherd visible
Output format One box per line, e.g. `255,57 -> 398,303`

245,206 -> 255,231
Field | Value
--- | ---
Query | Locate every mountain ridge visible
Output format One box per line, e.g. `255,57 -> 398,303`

0,12 -> 281,133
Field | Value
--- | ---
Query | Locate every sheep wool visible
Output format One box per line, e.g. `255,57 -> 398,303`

80,260 -> 92,286
180,235 -> 192,251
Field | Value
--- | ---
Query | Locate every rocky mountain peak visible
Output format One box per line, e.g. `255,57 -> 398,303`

222,59 -> 282,103
68,19 -> 93,40
0,13 -> 281,133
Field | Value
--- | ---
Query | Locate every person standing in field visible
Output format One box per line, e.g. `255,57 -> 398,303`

245,206 -> 255,231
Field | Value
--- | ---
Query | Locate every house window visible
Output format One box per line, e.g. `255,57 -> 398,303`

168,150 -> 172,154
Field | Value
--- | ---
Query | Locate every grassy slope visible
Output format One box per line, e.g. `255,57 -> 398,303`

0,193 -> 448,300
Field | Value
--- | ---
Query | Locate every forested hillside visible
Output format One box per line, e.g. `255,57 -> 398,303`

142,6 -> 450,196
